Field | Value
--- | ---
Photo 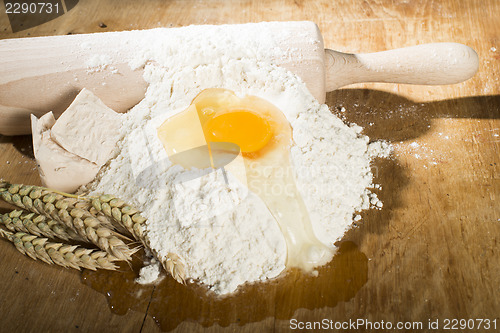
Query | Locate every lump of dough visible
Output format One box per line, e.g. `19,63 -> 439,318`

31,113 -> 100,193
31,89 -> 122,193
50,88 -> 122,166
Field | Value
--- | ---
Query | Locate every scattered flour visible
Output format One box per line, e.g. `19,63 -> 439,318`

136,260 -> 164,285
85,54 -> 112,72
409,142 -> 420,148
85,23 -> 391,295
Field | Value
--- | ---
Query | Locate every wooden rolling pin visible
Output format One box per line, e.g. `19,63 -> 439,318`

0,21 -> 478,136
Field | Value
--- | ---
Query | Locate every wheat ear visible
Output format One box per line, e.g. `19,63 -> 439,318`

1,210 -> 83,242
0,229 -> 119,270
0,182 -> 115,230
0,182 -> 136,261
91,195 -> 186,284
0,180 -> 186,283
90,195 -> 146,241
90,195 -> 186,283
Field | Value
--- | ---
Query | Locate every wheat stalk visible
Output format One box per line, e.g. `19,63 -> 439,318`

0,229 -> 119,270
0,180 -> 186,284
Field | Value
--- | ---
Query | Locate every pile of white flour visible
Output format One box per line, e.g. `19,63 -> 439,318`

84,23 -> 391,294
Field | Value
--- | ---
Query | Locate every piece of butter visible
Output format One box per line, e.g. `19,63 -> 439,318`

50,88 -> 122,166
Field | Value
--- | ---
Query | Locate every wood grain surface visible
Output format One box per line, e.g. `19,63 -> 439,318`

0,0 -> 499,332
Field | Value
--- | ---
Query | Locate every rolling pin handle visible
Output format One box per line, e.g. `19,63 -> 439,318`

324,43 -> 479,91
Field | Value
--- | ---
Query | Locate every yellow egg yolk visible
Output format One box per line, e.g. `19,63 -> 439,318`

202,110 -> 273,153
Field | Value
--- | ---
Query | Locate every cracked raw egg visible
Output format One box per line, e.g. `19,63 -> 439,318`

157,88 -> 333,272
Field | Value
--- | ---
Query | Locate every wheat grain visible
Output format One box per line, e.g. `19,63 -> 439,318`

162,252 -> 186,284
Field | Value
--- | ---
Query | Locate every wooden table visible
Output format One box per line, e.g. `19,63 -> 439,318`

0,0 -> 498,332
